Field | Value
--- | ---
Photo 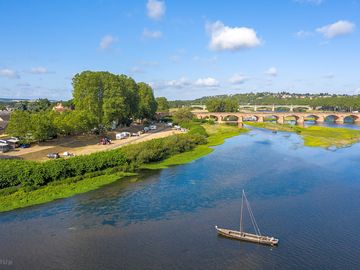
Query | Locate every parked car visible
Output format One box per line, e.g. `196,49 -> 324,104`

166,122 -> 173,127
0,142 -> 10,153
174,125 -> 181,130
7,137 -> 20,148
20,143 -> 31,148
116,132 -> 131,140
63,151 -> 74,157
149,125 -> 157,130
143,127 -> 150,132
47,153 -> 60,159
131,132 -> 140,137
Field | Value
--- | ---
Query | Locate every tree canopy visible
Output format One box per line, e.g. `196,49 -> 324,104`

72,71 -> 157,128
7,71 -> 158,141
156,97 -> 169,112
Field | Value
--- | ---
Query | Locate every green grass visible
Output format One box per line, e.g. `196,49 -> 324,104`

0,172 -> 135,213
142,124 -> 248,169
246,122 -> 360,148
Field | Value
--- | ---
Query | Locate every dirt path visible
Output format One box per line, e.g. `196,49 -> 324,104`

1,125 -> 183,161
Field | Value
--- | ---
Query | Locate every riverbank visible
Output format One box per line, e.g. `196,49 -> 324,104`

0,124 -> 247,212
246,122 -> 360,148
141,124 -> 248,169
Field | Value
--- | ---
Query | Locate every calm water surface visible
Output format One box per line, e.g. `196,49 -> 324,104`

1,128 -> 360,270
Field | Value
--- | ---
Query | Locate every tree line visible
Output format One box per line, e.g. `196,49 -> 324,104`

169,93 -> 360,112
6,71 -> 164,142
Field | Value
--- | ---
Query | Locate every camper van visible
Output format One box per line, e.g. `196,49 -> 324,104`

0,142 -> 10,153
116,132 -> 131,140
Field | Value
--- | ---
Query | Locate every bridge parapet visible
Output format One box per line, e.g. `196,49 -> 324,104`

194,112 -> 360,125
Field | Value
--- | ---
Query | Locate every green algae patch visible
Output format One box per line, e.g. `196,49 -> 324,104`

246,122 -> 360,148
0,172 -> 135,213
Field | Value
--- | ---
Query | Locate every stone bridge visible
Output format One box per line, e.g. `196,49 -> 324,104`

194,112 -> 360,127
238,104 -> 312,112
190,104 -> 313,112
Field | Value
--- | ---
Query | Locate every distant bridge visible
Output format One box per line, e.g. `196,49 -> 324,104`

190,104 -> 313,112
193,112 -> 360,127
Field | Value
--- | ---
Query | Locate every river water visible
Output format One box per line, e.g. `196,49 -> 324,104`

1,127 -> 360,270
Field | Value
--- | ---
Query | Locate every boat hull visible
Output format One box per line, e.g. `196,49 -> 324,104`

215,226 -> 279,246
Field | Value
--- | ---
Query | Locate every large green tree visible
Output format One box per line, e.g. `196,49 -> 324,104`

137,82 -> 157,120
30,112 -> 57,142
6,111 -> 32,140
172,107 -> 194,124
73,71 -> 146,129
72,71 -> 104,128
119,75 -> 139,118
156,97 -> 169,112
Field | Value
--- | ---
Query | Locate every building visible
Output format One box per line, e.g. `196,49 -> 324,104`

52,103 -> 68,113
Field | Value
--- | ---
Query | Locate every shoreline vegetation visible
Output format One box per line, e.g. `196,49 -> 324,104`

141,124 -> 248,170
246,122 -> 360,148
0,123 -> 247,213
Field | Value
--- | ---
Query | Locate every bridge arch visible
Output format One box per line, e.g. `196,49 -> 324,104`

256,106 -> 273,112
223,115 -> 239,121
243,115 -> 258,122
274,107 -> 290,112
324,115 -> 339,123
293,106 -> 311,112
344,115 -> 360,124
263,115 -> 279,122
283,115 -> 300,124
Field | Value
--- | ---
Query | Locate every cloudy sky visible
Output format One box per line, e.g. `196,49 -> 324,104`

0,0 -> 359,100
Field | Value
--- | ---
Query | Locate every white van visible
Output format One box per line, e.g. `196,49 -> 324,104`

149,125 -> 157,130
116,132 -> 131,140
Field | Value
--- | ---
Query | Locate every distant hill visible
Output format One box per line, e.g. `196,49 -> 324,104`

0,98 -> 30,103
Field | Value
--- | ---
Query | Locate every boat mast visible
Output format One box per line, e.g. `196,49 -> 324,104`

243,191 -> 262,236
240,189 -> 244,232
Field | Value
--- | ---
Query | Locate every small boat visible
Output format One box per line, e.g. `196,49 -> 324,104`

215,190 -> 279,246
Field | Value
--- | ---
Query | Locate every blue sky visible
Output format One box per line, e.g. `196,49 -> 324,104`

0,0 -> 359,100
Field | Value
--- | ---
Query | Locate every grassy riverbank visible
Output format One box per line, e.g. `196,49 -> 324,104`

142,124 -> 248,169
246,122 -> 360,148
0,172 -> 135,213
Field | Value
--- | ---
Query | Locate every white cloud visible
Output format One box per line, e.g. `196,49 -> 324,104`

29,66 -> 49,74
142,29 -> 162,39
151,77 -> 191,90
166,77 -> 190,88
99,35 -> 118,50
265,67 -> 278,77
146,0 -> 166,20
206,21 -> 261,51
317,20 -> 355,39
0,68 -> 20,79
195,77 -> 220,87
229,74 -> 248,84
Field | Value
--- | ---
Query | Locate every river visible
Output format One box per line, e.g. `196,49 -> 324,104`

1,127 -> 360,270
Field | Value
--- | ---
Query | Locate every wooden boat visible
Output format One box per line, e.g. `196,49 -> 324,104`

215,190 -> 279,246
